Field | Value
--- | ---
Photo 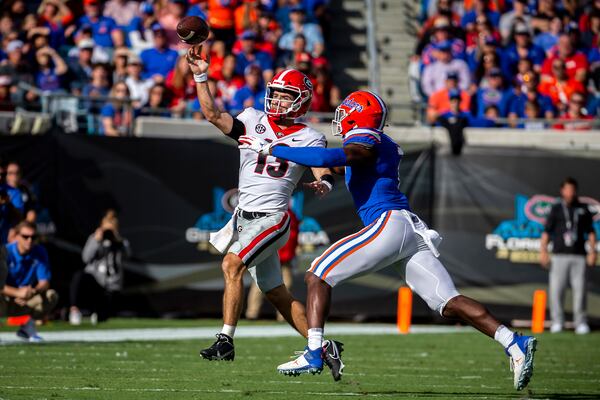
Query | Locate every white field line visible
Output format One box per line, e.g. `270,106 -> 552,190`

0,324 -> 473,345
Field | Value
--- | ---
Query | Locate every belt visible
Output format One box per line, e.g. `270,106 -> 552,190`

237,209 -> 270,219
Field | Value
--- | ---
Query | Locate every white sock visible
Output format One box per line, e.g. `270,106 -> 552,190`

307,328 -> 324,351
221,324 -> 236,338
494,325 -> 515,349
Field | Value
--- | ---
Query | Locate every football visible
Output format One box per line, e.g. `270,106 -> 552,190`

176,16 -> 210,45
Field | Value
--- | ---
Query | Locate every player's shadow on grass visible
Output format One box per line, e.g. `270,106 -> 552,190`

355,391 -> 600,399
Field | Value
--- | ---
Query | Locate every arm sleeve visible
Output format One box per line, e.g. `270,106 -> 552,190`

227,118 -> 246,141
82,235 -> 100,264
271,146 -> 347,167
35,247 -> 51,282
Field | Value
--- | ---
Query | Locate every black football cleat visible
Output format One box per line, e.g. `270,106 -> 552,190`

323,339 -> 345,381
200,333 -> 235,361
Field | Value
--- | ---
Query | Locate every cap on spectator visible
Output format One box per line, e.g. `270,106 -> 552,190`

6,40 -> 24,53
296,52 -> 312,64
140,1 -> 154,14
488,68 -> 502,77
78,38 -> 95,49
151,22 -> 165,32
446,70 -> 459,80
433,18 -> 450,30
566,21 -> 579,33
290,5 -> 305,13
514,24 -> 530,35
128,54 -> 143,65
244,64 -> 262,76
448,89 -> 461,100
114,47 -> 130,58
313,56 -> 329,70
436,40 -> 452,51
240,30 -> 257,40
0,75 -> 12,86
84,0 -> 100,5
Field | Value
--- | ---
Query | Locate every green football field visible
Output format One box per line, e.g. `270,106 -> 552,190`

0,320 -> 599,400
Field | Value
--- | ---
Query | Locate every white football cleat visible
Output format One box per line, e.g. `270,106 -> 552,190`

277,347 -> 323,377
505,333 -> 537,391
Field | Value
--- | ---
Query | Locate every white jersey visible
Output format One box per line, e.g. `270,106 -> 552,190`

236,107 -> 326,213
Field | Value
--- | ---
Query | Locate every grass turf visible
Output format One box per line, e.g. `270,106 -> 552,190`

0,324 -> 599,399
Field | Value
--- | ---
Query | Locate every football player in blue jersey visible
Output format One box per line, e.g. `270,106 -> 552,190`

238,90 -> 537,391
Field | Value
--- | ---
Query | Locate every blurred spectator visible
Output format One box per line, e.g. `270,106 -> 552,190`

139,83 -> 172,117
278,5 -> 324,57
229,64 -> 265,114
77,0 -> 118,48
531,0 -> 558,33
124,53 -> 154,108
437,89 -> 495,155
554,92 -> 594,130
474,50 -> 501,85
534,16 -> 562,55
0,187 -> 20,245
421,41 -> 470,97
187,0 -> 209,19
427,71 -> 471,123
235,30 -> 274,82
461,0 -> 500,32
276,33 -> 306,71
0,75 -> 15,111
140,24 -> 178,79
541,34 -> 588,83
157,0 -> 189,50
234,0 -> 260,35
0,160 -> 24,215
1,221 -> 58,342
499,0 -> 530,44
165,55 -> 196,113
215,54 -> 244,107
190,77 -> 224,119
467,35 -> 500,76
37,0 -> 74,50
4,162 -> 36,223
69,210 -> 130,325
421,0 -> 462,34
517,101 -> 546,130
257,8 -> 282,57
501,24 -> 545,77
581,8 -> 600,50
127,1 -> 158,53
35,46 -> 68,93
207,0 -> 237,48
5,0 -> 27,27
420,17 -> 465,66
508,72 -> 555,121
103,0 -> 140,28
112,47 -> 129,83
294,52 -> 313,77
67,39 -> 95,95
83,63 -> 111,107
0,40 -> 35,103
539,59 -> 586,113
473,68 -> 511,117
100,81 -> 133,136
111,27 -> 128,49
310,66 -> 339,112
208,40 -> 227,80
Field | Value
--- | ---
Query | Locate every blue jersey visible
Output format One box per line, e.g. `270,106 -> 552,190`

5,242 -> 51,287
343,128 -> 410,225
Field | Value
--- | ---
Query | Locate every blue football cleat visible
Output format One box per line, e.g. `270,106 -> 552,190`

277,346 -> 323,377
505,333 -> 537,391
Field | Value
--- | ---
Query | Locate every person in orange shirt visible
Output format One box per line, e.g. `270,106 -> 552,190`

539,59 -> 586,113
427,71 -> 471,124
208,0 -> 238,48
234,0 -> 259,35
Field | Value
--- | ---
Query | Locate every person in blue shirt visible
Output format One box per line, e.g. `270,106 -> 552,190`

238,90 -> 537,390
474,68 -> 512,117
140,24 -> 178,79
508,72 -> 555,119
228,64 -> 266,114
501,25 -> 546,78
77,0 -> 118,48
461,0 -> 500,30
235,30 -> 274,80
1,221 -> 58,342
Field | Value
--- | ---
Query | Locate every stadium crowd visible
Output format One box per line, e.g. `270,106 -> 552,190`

0,0 -> 338,135
416,0 -> 600,129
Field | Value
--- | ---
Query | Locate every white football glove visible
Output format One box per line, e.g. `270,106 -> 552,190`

238,135 -> 272,155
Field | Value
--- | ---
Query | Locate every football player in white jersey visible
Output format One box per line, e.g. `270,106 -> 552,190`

186,44 -> 344,379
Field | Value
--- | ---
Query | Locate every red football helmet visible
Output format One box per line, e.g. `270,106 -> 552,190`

331,90 -> 388,137
265,69 -> 313,119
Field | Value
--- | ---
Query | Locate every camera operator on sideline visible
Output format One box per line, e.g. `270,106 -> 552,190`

69,209 -> 131,325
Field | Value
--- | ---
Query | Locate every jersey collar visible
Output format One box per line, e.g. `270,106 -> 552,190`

267,116 -> 306,138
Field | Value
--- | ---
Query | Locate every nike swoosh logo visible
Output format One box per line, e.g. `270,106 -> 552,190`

291,138 -> 302,142
181,30 -> 195,40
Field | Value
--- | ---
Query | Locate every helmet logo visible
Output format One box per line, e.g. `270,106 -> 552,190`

304,76 -> 313,89
341,98 -> 363,112
255,124 -> 266,134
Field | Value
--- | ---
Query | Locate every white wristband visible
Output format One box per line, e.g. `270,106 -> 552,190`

193,73 -> 208,83
320,180 -> 333,192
